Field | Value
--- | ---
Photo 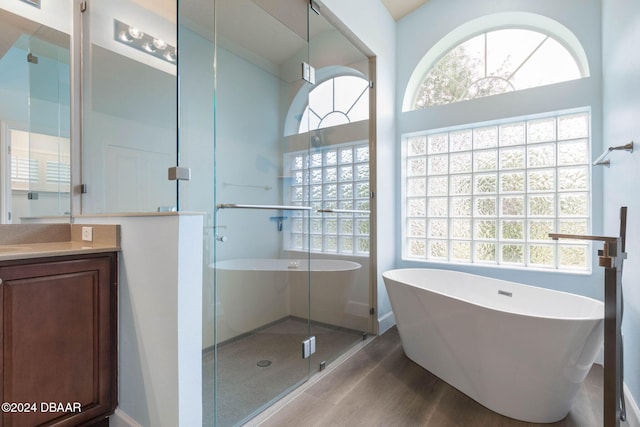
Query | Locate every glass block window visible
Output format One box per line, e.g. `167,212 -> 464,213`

412,29 -> 583,109
404,110 -> 591,270
286,142 -> 370,255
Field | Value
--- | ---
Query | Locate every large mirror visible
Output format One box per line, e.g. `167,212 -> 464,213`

0,5 -> 71,223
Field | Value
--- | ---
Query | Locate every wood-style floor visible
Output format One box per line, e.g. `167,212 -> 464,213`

251,327 -> 621,427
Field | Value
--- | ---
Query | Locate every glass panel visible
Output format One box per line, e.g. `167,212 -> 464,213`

558,113 -> 589,140
499,122 -> 525,146
501,220 -> 524,240
501,244 -> 524,264
450,152 -> 472,173
82,1 -> 178,214
499,147 -> 525,169
0,6 -> 71,223
475,242 -> 496,262
427,133 -> 448,154
559,167 -> 588,191
306,0 -> 374,366
529,244 -> 555,267
184,0 -> 312,424
559,244 -> 588,269
407,136 -> 427,155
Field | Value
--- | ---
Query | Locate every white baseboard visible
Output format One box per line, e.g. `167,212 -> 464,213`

625,384 -> 640,427
377,310 -> 396,335
110,408 -> 143,427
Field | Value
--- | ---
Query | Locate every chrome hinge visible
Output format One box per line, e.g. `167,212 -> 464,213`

80,184 -> 88,194
369,80 -> 374,88
168,166 -> 191,181
80,1 -> 87,12
370,191 -> 375,199
27,53 -> 38,64
301,336 -> 316,359
369,307 -> 375,315
302,62 -> 316,85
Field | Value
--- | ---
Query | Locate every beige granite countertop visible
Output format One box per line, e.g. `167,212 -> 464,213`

0,224 -> 120,261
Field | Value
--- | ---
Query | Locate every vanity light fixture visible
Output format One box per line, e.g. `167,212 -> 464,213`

114,19 -> 176,64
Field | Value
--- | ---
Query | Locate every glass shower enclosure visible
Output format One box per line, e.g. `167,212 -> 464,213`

180,0 -> 373,425
1,0 -> 372,425
183,1 -> 373,425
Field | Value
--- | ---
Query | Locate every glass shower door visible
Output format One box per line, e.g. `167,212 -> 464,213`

208,0 -> 313,425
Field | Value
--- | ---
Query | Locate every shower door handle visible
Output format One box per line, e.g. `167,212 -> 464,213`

216,203 -> 312,211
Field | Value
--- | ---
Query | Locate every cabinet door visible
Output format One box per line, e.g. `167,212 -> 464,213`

0,255 -> 116,427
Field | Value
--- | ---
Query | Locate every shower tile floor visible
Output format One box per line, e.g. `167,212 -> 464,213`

203,317 -> 364,427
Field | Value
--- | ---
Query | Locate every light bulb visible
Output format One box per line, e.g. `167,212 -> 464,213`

128,26 -> 144,40
119,30 -> 133,42
153,38 -> 167,50
143,42 -> 156,53
164,50 -> 177,62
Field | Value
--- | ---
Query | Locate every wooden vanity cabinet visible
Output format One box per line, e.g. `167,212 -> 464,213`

0,252 -> 117,427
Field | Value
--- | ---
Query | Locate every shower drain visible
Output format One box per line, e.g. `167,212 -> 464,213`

257,360 -> 272,368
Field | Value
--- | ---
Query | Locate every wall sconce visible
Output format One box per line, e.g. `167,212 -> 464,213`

20,0 -> 41,7
114,19 -> 177,64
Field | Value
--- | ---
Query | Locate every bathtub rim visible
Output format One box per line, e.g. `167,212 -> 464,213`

382,267 -> 604,322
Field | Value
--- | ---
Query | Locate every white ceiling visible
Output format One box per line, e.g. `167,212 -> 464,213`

380,0 -> 429,21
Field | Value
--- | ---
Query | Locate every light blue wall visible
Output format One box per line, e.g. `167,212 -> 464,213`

395,0 -> 606,300
320,0 -> 398,333
602,0 -> 640,413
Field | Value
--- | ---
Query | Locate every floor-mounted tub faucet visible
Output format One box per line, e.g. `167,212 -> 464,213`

550,206 -> 628,427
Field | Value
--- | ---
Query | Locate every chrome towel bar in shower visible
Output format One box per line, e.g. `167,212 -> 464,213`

216,203 -> 312,211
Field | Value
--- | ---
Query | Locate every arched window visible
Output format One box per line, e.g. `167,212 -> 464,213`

299,75 -> 369,133
285,66 -> 370,136
412,29 -> 583,109
400,14 -> 594,271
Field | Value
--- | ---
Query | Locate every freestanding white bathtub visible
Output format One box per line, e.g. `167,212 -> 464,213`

382,268 -> 604,423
